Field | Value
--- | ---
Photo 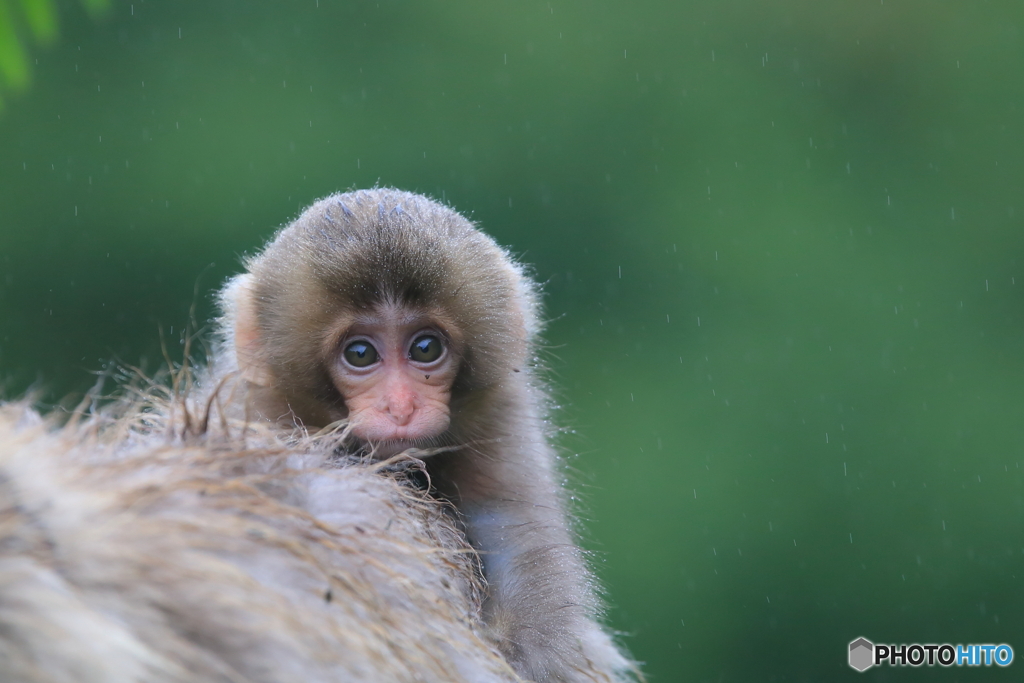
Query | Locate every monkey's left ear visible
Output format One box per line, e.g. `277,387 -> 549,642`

228,274 -> 274,387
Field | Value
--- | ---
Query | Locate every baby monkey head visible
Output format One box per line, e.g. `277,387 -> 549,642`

224,188 -> 538,451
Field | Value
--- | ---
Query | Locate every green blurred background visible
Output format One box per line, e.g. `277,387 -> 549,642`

2,1 -> 1023,680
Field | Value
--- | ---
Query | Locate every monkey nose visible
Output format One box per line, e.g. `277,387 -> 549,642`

385,395 -> 416,425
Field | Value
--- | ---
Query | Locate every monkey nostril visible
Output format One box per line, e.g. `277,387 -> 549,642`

386,401 -> 415,424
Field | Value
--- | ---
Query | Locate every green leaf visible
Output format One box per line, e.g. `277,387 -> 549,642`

0,0 -> 30,91
17,0 -> 58,44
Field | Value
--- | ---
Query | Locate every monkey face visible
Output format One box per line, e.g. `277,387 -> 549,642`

327,303 -> 459,449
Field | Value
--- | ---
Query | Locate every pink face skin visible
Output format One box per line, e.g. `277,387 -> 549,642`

328,306 -> 459,453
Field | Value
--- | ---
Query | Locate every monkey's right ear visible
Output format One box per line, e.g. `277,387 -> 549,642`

228,274 -> 274,387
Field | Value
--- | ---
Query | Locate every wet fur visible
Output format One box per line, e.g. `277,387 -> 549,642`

0,383 -> 522,683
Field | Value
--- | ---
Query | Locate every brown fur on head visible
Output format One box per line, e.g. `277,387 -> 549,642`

226,189 -> 538,430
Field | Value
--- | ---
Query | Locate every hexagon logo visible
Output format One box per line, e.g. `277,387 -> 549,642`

849,637 -> 874,672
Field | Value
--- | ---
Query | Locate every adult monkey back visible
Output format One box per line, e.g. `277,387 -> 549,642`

217,188 -> 635,682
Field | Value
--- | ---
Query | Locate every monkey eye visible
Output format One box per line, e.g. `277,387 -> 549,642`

409,335 -> 444,364
343,340 -> 379,368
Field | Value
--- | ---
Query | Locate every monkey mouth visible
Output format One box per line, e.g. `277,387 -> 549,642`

360,437 -> 435,459
367,439 -> 417,459
355,431 -> 460,460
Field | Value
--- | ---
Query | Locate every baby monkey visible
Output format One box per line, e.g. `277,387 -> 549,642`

218,188 -> 633,682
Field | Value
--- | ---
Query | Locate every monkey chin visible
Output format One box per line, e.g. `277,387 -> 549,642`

348,409 -> 450,457
363,438 -> 439,460
350,421 -> 450,460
